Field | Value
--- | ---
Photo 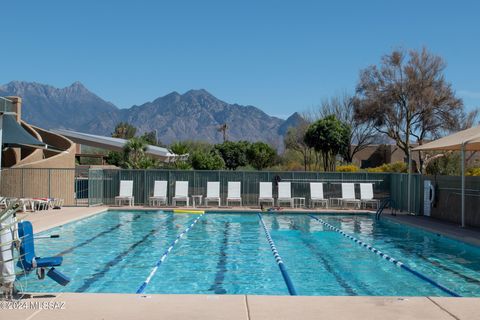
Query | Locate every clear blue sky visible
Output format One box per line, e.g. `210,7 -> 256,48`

1,1 -> 479,118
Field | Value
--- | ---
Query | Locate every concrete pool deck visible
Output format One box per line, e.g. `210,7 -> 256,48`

4,205 -> 479,320
385,213 -> 480,247
2,294 -> 478,320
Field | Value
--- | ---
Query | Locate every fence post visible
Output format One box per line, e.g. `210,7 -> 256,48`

22,169 -> 25,197
168,171 -> 171,204
88,169 -> 91,207
144,170 -> 147,205
242,171 -> 246,205
193,170 -> 196,195
48,168 -> 51,198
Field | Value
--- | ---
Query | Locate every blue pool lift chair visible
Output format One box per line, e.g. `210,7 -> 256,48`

17,221 -> 70,286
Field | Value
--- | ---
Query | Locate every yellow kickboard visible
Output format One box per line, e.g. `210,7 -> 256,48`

173,209 -> 205,214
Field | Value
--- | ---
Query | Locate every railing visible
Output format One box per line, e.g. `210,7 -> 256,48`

0,168 -> 422,214
0,168 -> 95,206
389,173 -> 422,214
0,96 -> 15,114
422,175 -> 480,227
375,198 -> 396,220
100,170 -> 392,207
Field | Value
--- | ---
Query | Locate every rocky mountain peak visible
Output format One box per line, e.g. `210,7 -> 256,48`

0,81 -> 302,150
277,112 -> 308,136
68,81 -> 87,90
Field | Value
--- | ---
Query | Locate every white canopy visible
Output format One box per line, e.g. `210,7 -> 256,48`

413,125 -> 480,152
52,129 -> 186,162
412,125 -> 480,227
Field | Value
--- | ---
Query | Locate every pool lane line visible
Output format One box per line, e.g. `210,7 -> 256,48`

257,213 -> 297,296
392,241 -> 480,285
328,216 -> 480,286
136,212 -> 206,294
308,215 -> 461,297
208,221 -> 231,294
56,214 -> 143,257
287,222 -> 362,295
75,214 -> 174,292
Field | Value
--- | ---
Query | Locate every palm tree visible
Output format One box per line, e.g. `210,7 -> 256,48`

217,123 -> 228,142
169,142 -> 190,168
123,137 -> 148,168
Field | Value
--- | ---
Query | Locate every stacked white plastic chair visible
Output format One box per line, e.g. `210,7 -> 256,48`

310,182 -> 328,208
115,180 -> 134,206
360,183 -> 380,209
172,181 -> 189,206
149,181 -> 168,206
205,181 -> 221,207
277,182 -> 294,208
226,182 -> 242,206
258,182 -> 274,207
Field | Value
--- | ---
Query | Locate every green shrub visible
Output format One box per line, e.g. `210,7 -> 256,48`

190,150 -> 225,170
336,164 -> 359,172
466,167 -> 480,176
366,161 -> 407,173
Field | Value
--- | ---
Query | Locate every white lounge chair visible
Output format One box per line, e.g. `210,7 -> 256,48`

205,181 -> 221,207
115,180 -> 134,206
277,182 -> 293,208
19,198 -> 35,212
360,183 -> 380,209
49,198 -> 64,209
172,181 -> 189,206
310,182 -> 328,208
258,182 -> 274,207
149,180 -> 168,206
340,183 -> 361,209
226,182 -> 242,206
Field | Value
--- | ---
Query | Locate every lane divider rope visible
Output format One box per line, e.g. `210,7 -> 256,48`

136,213 -> 205,294
257,213 -> 297,296
307,214 -> 461,297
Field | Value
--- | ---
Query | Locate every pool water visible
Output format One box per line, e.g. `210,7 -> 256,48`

21,211 -> 480,296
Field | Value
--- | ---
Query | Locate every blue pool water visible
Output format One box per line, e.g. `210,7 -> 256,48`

21,211 -> 480,296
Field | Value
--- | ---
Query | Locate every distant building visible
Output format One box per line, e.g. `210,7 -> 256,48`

352,144 -> 420,169
0,96 -> 77,204
1,97 -> 76,169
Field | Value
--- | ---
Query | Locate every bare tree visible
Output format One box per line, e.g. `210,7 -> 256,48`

353,48 -> 464,171
323,93 -> 377,163
284,123 -> 312,171
458,109 -> 479,130
307,92 -> 377,163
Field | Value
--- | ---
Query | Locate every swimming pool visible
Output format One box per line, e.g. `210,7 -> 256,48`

21,211 -> 480,296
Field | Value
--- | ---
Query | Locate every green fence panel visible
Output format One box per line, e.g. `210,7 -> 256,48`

0,168 -> 422,211
88,169 -> 104,206
95,169 -> 397,206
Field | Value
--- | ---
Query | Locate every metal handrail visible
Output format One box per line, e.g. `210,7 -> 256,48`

375,198 -> 396,220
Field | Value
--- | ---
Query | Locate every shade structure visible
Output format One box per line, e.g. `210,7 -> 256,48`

412,125 -> 480,228
52,129 -> 184,162
2,115 -> 47,148
412,125 -> 480,152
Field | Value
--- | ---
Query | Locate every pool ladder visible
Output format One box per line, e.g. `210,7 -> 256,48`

375,198 -> 396,220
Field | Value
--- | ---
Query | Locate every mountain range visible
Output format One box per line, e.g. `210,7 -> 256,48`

0,81 -> 306,150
